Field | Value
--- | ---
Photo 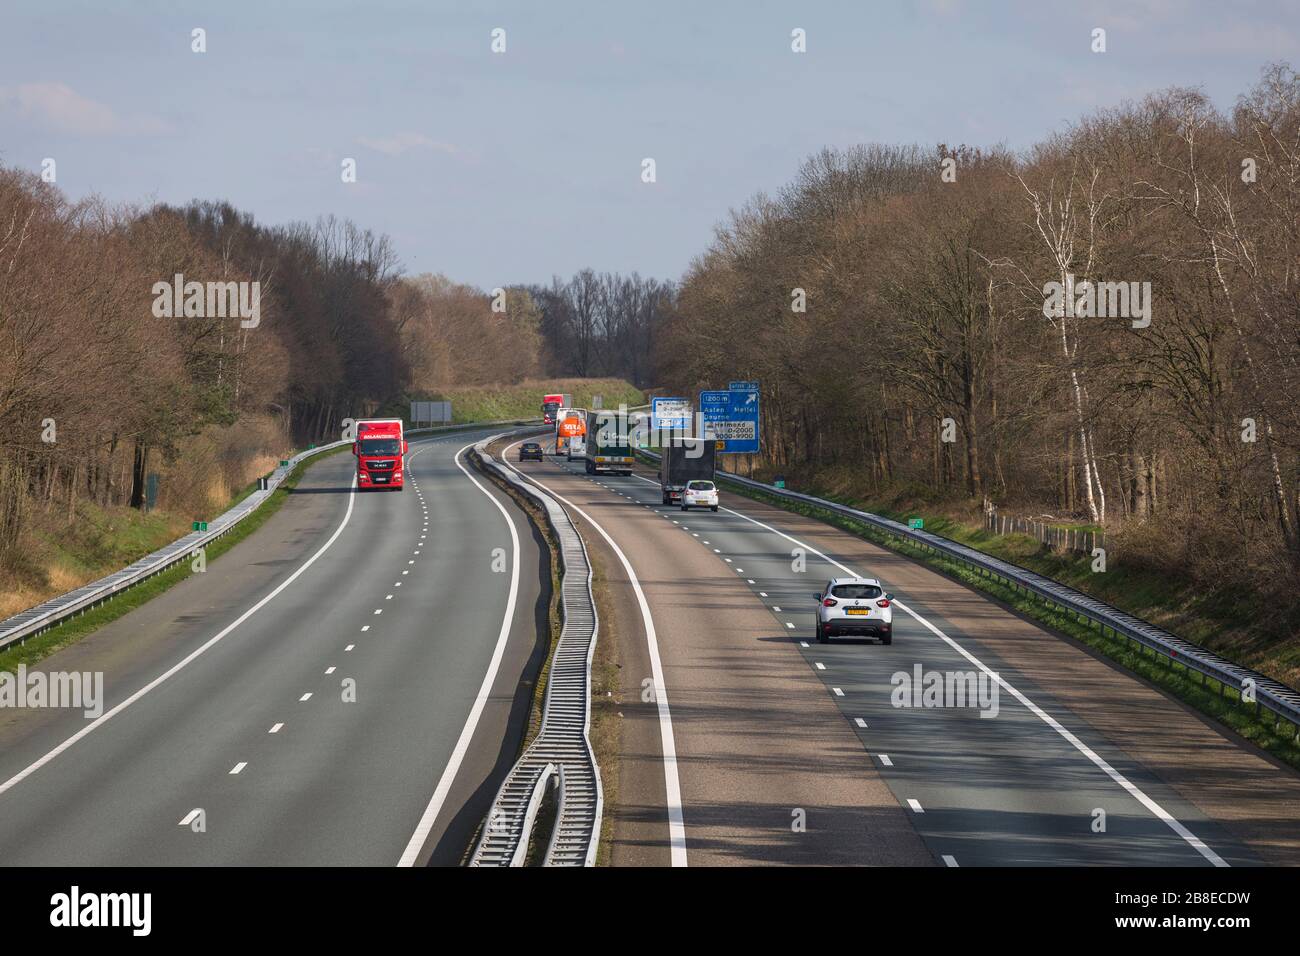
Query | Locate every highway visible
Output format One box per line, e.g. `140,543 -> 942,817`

497,439 -> 1300,867
0,427 -> 548,866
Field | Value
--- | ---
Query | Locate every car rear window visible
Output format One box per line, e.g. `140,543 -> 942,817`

831,583 -> 882,599
687,481 -> 715,490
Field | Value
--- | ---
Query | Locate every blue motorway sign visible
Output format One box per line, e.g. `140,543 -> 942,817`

729,381 -> 759,392
651,396 -> 692,432
700,389 -> 760,454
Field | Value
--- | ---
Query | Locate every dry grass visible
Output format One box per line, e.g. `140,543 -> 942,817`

0,413 -> 294,624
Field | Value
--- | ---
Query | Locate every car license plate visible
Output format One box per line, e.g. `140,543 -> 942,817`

846,608 -> 869,615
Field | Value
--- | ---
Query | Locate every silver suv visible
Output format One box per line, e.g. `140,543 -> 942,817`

812,577 -> 894,644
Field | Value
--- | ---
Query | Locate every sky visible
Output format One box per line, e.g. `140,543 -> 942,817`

1,0 -> 1296,289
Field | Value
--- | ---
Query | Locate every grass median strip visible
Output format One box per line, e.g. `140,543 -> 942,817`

0,445 -> 347,676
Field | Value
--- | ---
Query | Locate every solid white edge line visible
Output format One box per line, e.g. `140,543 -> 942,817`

396,436 -> 522,867
692,482 -> 1230,869
502,439 -> 688,866
0,471 -> 359,800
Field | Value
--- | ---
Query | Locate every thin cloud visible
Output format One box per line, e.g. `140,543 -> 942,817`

357,132 -> 458,156
0,82 -> 167,135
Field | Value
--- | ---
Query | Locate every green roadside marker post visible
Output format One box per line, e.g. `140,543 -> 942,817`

908,517 -> 924,530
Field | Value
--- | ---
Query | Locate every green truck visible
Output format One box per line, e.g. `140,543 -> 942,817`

585,410 -> 634,475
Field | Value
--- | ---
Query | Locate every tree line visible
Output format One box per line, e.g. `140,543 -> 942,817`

0,177 -> 405,565
0,168 -> 673,583
656,63 -> 1300,610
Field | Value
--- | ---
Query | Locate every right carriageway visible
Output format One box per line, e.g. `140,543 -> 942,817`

492,436 -> 1300,868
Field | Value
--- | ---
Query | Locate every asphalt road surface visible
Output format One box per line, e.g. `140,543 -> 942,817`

501,441 -> 1300,867
0,427 -> 548,866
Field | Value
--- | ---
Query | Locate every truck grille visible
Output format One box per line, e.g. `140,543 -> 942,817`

366,459 -> 396,471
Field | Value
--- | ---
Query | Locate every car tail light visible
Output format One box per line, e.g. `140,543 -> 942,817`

822,598 -> 837,607
876,599 -> 890,608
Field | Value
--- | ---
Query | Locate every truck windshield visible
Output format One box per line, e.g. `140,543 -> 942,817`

359,438 -> 402,456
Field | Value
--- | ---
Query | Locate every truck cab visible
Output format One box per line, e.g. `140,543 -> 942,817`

354,419 -> 407,490
556,408 -> 585,458
541,393 -> 573,426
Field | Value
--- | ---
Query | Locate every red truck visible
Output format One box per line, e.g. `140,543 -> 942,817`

541,393 -> 572,426
353,418 -> 407,490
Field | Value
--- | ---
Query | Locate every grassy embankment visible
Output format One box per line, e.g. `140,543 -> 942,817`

397,378 -> 646,424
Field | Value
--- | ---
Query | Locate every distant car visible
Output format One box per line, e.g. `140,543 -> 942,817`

518,442 -> 544,462
681,479 -> 719,512
813,577 -> 893,644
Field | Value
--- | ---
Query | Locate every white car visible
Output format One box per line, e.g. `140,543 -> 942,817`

680,479 -> 719,512
813,577 -> 894,644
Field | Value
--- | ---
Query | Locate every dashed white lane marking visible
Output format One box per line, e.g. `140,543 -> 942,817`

344,644 -> 355,652
361,625 -> 370,632
230,762 -> 247,775
759,591 -> 768,597
785,622 -> 795,629
0,471 -> 360,801
772,606 -> 782,612
880,755 -> 894,767
713,549 -> 721,554
854,718 -> 868,728
385,594 -> 393,600
943,855 -> 959,867
907,798 -> 923,813
299,693 -> 312,702
325,666 -> 336,675
373,609 -> 383,615
747,579 -> 755,584
815,662 -> 826,670
179,809 -> 202,827
832,687 -> 844,697
269,723 -> 284,734
800,641 -> 809,648
691,489 -> 1231,868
